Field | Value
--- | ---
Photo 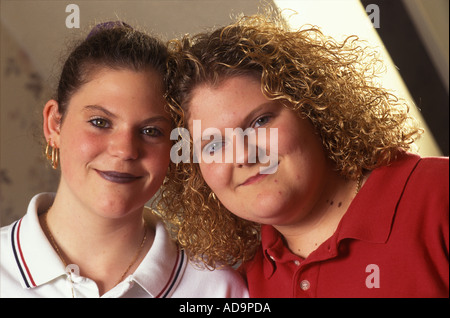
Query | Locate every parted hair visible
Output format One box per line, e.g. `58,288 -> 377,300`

54,21 -> 168,122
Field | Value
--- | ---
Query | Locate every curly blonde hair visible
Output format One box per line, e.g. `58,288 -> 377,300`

157,13 -> 423,269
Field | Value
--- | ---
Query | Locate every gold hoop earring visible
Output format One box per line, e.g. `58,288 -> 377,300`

45,138 -> 52,160
45,138 -> 59,169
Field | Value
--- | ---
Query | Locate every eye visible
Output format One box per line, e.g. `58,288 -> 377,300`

89,118 -> 110,128
203,140 -> 225,154
253,115 -> 272,128
142,127 -> 163,137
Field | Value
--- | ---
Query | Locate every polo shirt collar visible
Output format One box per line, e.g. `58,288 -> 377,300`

12,193 -> 66,289
260,225 -> 295,278
260,152 -> 421,278
336,152 -> 421,243
129,209 -> 186,298
14,194 -> 186,298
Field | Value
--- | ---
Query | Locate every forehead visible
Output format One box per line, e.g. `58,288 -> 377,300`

74,68 -> 163,98
64,68 -> 168,120
187,75 -> 265,121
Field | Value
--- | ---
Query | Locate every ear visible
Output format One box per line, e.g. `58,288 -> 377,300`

43,99 -> 63,147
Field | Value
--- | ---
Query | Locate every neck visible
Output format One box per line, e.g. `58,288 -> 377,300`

274,172 -> 365,259
40,188 -> 152,296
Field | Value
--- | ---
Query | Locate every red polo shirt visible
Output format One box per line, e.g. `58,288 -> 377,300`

241,153 -> 449,297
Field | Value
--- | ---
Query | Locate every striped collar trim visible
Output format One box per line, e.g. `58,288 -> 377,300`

154,248 -> 186,298
11,218 -> 36,288
131,211 -> 188,298
10,193 -> 66,289
10,194 -> 188,297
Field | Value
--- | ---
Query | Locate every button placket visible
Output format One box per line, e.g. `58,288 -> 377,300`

293,263 -> 320,297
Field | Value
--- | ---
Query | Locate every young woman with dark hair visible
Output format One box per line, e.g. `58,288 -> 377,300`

0,22 -> 248,298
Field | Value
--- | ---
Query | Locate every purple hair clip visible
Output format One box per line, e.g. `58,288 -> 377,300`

86,21 -> 132,39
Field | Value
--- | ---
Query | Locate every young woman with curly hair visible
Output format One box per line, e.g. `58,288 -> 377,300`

161,13 -> 449,297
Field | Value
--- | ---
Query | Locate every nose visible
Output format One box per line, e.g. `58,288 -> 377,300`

233,131 -> 257,168
233,128 -> 274,168
108,129 -> 139,160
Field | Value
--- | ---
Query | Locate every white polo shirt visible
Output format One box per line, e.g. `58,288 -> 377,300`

0,193 -> 249,298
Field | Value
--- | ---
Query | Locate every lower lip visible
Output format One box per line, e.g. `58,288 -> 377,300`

240,161 -> 280,187
96,170 -> 141,184
240,173 -> 268,186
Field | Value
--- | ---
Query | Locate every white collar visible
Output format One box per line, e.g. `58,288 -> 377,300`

12,193 -> 186,297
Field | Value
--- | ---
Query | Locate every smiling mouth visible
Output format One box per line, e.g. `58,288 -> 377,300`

239,161 -> 280,187
96,170 -> 142,184
240,173 -> 268,187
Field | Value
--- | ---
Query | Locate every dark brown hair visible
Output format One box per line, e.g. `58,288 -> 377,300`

55,22 -> 168,121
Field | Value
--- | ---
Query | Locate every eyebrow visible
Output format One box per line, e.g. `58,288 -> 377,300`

240,101 -> 279,127
84,105 -> 116,118
83,104 -> 171,125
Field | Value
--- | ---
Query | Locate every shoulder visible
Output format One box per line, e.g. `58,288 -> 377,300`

140,210 -> 248,298
391,152 -> 448,180
411,156 -> 449,186
175,261 -> 249,298
0,193 -> 54,253
392,154 -> 449,252
0,220 -> 16,262
371,153 -> 448,199
1,220 -> 14,241
378,153 -> 449,220
402,155 -> 448,205
1,214 -> 24,296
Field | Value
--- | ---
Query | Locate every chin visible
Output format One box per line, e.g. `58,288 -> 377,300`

255,191 -> 302,223
94,200 -> 141,219
240,203 -> 288,225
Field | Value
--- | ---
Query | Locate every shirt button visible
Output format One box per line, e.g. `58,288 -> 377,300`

300,280 -> 310,291
294,260 -> 300,266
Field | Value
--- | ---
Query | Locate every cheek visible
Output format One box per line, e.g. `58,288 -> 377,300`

277,117 -> 324,160
273,125 -> 303,159
199,163 -> 229,194
145,144 -> 172,176
57,134 -> 101,191
59,129 -> 102,170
